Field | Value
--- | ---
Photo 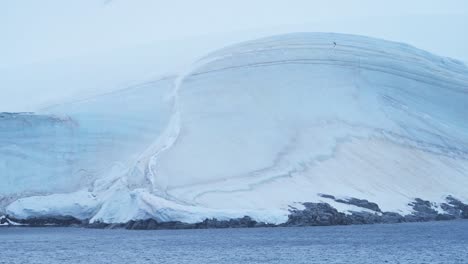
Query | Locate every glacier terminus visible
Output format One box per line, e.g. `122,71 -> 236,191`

1,33 -> 468,228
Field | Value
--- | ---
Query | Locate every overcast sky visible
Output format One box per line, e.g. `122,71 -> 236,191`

1,0 -> 468,111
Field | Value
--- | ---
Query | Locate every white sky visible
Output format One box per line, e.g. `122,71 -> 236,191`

1,0 -> 468,111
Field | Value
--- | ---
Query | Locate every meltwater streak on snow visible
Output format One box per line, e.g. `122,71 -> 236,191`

148,33 -> 468,215
142,63 -> 196,199
140,50 -> 265,198
82,58 -> 293,224
3,33 -> 468,223
113,60 -> 209,205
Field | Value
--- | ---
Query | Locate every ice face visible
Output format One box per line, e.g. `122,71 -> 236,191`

0,78 -> 174,196
0,113 -> 79,195
3,33 -> 468,223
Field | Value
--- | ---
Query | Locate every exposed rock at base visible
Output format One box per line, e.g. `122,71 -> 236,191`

405,198 -> 455,222
284,196 -> 468,227
5,215 -> 85,227
347,211 -> 383,224
285,203 -> 348,226
0,215 -> 8,225
381,212 -> 405,224
3,196 -> 467,229
122,216 -> 275,230
284,203 -> 394,226
443,196 -> 468,219
126,219 -> 193,230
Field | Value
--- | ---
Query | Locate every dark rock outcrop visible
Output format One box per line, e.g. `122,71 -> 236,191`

6,215 -> 85,227
336,198 -> 382,212
0,215 -> 8,225
381,212 -> 405,223
123,216 -> 274,230
285,203 -> 349,226
284,196 -> 468,227
196,216 -> 272,229
444,196 -> 468,219
3,195 -> 467,230
346,211 -> 382,224
125,219 -> 194,230
284,203 -> 402,226
318,194 -> 381,212
405,198 -> 455,222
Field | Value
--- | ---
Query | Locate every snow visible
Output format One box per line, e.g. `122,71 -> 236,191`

3,32 -> 468,223
6,190 -> 98,220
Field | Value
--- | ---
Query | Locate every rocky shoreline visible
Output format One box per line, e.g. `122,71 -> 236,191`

2,196 -> 467,230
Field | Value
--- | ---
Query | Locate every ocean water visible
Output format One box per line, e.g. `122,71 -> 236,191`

1,220 -> 467,264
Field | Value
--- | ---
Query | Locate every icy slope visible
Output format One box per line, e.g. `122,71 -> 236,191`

4,33 -> 468,223
1,78 -> 174,197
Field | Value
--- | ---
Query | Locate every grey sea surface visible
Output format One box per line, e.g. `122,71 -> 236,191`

1,220 -> 467,264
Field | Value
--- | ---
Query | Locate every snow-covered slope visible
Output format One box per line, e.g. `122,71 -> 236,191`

2,33 -> 468,224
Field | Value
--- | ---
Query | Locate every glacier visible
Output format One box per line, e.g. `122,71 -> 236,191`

1,32 -> 468,225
